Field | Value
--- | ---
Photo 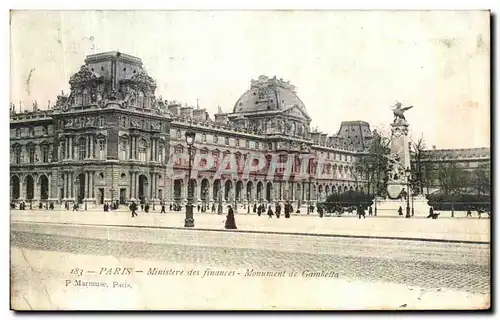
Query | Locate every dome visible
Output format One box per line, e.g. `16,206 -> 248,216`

232,75 -> 310,120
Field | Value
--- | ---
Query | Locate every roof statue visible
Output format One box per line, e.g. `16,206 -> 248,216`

391,102 -> 413,123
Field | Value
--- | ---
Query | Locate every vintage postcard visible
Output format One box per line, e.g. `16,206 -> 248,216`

9,10 -> 490,310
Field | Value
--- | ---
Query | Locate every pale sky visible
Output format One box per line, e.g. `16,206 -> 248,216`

10,10 -> 490,149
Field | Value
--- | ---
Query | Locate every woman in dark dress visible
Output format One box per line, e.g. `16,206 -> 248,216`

225,205 -> 237,229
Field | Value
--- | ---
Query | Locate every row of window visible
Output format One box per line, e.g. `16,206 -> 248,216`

175,129 -> 265,150
14,126 -> 49,138
119,138 -> 166,162
59,138 -> 106,161
12,144 -> 51,164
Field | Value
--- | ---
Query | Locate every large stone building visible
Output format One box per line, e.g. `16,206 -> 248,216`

9,52 -> 374,209
9,51 -> 490,210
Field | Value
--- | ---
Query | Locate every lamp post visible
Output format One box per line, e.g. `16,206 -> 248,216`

184,129 -> 196,228
405,167 -> 411,218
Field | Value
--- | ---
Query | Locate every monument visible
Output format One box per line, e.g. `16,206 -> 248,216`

375,102 -> 430,217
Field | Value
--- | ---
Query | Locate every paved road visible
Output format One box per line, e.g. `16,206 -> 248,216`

11,221 -> 490,294
11,210 -> 491,242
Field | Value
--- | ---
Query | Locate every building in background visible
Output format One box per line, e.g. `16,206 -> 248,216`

9,52 -> 489,209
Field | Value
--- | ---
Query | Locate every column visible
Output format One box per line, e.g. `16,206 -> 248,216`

129,172 -> 133,199
135,172 -> 139,199
48,174 -> 52,199
70,172 -> 73,198
208,181 -> 213,202
68,138 -> 72,159
90,137 -> 94,158
135,137 -> 138,159
19,176 -> 25,199
84,171 -> 88,199
86,136 -> 90,158
65,138 -> 69,159
89,171 -> 94,198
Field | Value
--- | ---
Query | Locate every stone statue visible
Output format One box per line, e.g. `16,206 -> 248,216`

391,102 -> 413,123
85,117 -> 94,126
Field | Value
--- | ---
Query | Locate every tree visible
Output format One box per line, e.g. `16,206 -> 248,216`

470,162 -> 491,196
410,135 -> 436,196
436,162 -> 470,196
356,130 -> 391,196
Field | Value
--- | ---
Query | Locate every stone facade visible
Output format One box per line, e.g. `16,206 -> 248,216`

11,51 -> 489,210
10,52 -> 172,207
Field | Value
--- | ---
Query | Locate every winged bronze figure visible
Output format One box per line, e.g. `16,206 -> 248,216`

391,102 -> 413,122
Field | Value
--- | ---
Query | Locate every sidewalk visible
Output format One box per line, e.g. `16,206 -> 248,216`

11,209 -> 490,243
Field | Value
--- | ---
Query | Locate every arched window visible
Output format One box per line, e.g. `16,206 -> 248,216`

138,91 -> 145,108
82,88 -> 90,106
119,139 -> 128,160
98,116 -> 104,127
15,128 -> 20,137
78,138 -> 86,160
138,139 -> 147,162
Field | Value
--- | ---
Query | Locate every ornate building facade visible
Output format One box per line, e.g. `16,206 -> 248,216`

10,51 -> 488,210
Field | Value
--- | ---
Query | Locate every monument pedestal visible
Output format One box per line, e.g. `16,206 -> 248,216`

374,195 -> 430,217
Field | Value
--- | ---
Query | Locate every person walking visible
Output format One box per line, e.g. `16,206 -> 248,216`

131,201 -> 138,218
267,205 -> 274,218
398,206 -> 403,216
275,202 -> 281,219
358,205 -> 366,219
368,206 -> 373,216
160,201 -> 166,214
225,205 -> 237,229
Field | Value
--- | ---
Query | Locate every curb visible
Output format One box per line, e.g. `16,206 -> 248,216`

11,220 -> 490,245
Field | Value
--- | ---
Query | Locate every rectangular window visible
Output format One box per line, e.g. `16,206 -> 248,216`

225,137 -> 229,145
99,140 -> 106,160
28,147 -> 35,163
41,145 -> 49,162
15,148 -> 21,164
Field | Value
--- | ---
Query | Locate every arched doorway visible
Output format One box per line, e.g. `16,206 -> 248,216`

25,175 -> 34,200
39,175 -> 49,200
246,181 -> 253,201
213,179 -> 221,201
344,186 -> 348,192
77,173 -> 85,203
138,175 -> 148,203
337,186 -> 342,194
236,181 -> 243,202
201,179 -> 210,203
10,175 -> 20,200
174,179 -> 183,201
318,185 -> 323,200
325,185 -> 330,195
265,182 -> 272,202
256,181 -> 263,200
224,180 -> 232,201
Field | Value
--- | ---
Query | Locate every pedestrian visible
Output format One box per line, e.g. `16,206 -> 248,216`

284,203 -> 291,219
398,206 -> 403,216
197,204 -> 200,212
275,203 -> 281,218
426,206 -> 435,219
253,203 -> 257,214
225,205 -> 237,229
267,205 -> 274,218
368,206 -> 373,216
358,205 -> 366,219
318,205 -> 324,218
257,205 -> 262,217
211,203 -> 216,213
144,203 -> 150,213
131,201 -> 138,217
161,202 -> 166,214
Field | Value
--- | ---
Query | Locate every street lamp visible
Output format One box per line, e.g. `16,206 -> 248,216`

184,129 -> 196,228
405,167 -> 411,218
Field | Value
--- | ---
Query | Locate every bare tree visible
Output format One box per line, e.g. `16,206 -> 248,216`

356,130 -> 391,196
410,135 -> 436,196
470,162 -> 491,196
436,162 -> 469,196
